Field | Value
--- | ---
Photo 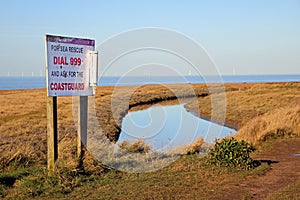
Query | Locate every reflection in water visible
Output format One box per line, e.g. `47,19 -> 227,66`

117,104 -> 236,151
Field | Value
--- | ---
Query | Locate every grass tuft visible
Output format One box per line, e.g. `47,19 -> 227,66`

235,104 -> 300,144
118,139 -> 150,153
185,137 -> 204,155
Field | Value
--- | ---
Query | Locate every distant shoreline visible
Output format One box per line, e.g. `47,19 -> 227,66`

0,74 -> 299,90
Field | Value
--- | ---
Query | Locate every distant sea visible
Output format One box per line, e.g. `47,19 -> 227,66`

0,75 -> 299,90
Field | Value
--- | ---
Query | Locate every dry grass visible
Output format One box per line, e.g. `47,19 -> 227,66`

0,89 -> 104,172
0,89 -> 47,167
235,104 -> 300,145
266,179 -> 300,200
118,139 -> 150,153
185,137 -> 204,155
187,82 -> 300,129
1,83 -> 300,170
0,82 -> 300,199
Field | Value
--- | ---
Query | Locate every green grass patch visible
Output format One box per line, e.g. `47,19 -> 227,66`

0,165 -> 101,199
0,154 -> 268,199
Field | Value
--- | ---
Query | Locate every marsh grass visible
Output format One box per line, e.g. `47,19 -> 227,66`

118,139 -> 150,153
0,83 -> 300,199
185,137 -> 204,155
235,104 -> 300,144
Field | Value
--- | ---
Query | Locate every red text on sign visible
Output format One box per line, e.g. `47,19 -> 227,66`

50,82 -> 85,90
53,56 -> 68,65
70,57 -> 81,66
53,56 -> 82,66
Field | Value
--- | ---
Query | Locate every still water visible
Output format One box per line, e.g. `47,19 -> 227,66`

117,104 -> 236,151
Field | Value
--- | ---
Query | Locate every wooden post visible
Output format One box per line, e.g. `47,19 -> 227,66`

78,96 -> 88,167
47,96 -> 58,173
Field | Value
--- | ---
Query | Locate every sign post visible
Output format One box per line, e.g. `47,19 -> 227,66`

78,96 -> 88,167
46,96 -> 58,173
45,34 -> 97,172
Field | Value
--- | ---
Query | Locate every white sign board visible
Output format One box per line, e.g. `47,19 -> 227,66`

45,35 -> 95,96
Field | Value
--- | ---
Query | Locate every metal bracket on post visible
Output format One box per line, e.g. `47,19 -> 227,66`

87,50 -> 98,94
77,51 -> 97,169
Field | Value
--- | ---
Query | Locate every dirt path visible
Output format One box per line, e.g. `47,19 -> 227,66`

242,138 -> 300,199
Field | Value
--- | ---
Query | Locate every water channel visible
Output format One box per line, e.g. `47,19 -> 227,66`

117,104 -> 236,152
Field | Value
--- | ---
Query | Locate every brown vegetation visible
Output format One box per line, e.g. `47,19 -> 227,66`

118,139 -> 150,153
1,83 -> 300,169
185,137 -> 204,155
235,104 -> 300,144
0,82 -> 300,199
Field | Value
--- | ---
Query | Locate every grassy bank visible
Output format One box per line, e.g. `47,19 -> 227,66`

0,82 -> 300,199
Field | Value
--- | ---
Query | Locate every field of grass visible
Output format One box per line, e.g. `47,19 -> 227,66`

0,82 -> 299,199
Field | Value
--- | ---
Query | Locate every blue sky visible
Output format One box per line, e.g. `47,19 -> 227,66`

0,0 -> 300,76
